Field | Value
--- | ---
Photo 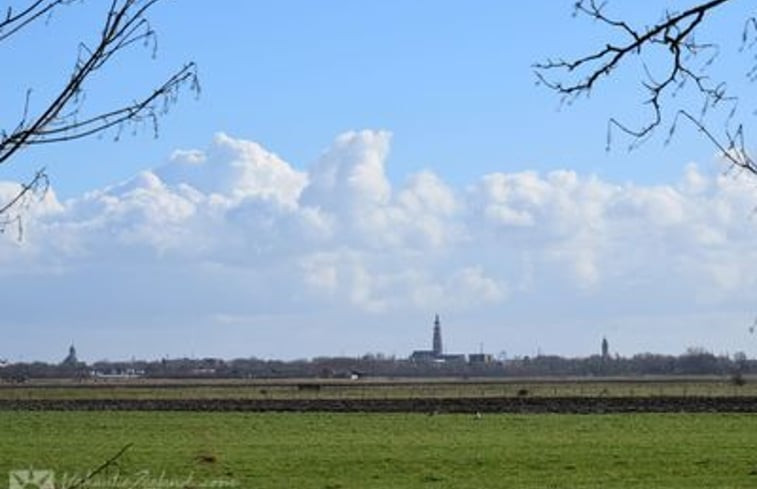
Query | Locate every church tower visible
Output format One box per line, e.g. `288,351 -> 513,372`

62,343 -> 78,366
432,314 -> 443,357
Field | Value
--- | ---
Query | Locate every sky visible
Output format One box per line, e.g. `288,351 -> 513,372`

2,1 -> 757,363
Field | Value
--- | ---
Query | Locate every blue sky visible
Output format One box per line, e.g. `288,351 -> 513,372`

2,1 -> 757,362
7,0 -> 745,194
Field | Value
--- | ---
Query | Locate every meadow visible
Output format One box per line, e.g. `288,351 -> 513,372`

2,410 -> 757,489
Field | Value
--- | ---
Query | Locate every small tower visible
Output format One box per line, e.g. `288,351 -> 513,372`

432,314 -> 443,357
601,337 -> 609,360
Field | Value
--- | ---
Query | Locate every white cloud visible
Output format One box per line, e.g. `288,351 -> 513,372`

301,130 -> 391,212
2,130 -> 757,359
158,132 -> 307,208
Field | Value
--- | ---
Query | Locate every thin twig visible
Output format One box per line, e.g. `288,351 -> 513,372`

65,443 -> 134,489
0,0 -> 198,220
535,0 -> 755,176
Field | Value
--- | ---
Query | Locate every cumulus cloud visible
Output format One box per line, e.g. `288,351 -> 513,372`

159,132 -> 307,208
2,130 -> 757,359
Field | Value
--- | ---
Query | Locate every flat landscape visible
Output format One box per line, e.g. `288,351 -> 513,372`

4,1 -> 753,488
2,410 -> 757,489
3,377 -> 757,488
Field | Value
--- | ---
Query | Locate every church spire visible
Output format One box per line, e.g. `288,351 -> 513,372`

432,314 -> 442,356
62,343 -> 78,366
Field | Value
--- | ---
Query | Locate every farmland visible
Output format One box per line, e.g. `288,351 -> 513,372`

1,375 -> 756,401
2,410 -> 757,488
3,378 -> 757,487
2,376 -> 757,414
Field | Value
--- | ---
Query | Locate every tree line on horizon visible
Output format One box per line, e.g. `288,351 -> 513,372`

0,348 -> 753,381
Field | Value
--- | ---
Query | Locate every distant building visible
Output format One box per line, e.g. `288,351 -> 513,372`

410,315 -> 467,363
61,344 -> 78,366
411,314 -> 443,361
468,353 -> 494,364
601,337 -> 609,359
439,353 -> 467,363
409,349 -> 438,362
91,367 -> 145,379
349,370 -> 363,380
432,314 -> 442,356
191,368 -> 217,376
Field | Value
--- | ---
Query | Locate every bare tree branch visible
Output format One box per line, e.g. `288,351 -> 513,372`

0,0 -> 70,43
534,0 -> 757,170
0,0 -> 198,227
0,167 -> 47,216
0,168 -> 48,240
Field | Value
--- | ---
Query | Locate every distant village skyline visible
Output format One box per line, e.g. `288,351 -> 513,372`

3,314 -> 740,368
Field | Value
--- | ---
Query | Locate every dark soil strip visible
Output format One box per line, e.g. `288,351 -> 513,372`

2,396 -> 757,413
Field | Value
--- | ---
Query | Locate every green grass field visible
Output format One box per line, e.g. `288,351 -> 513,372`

2,411 -> 757,489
